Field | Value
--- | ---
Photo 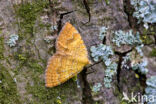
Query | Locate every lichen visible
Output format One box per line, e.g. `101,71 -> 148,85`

104,63 -> 118,88
144,76 -> 156,104
121,55 -> 131,70
132,60 -> 148,75
90,26 -> 148,88
50,25 -> 57,33
90,44 -> 117,88
130,0 -> 156,29
112,29 -> 148,75
92,83 -> 102,93
112,30 -> 142,47
55,96 -> 62,104
90,28 -> 117,88
90,44 -> 114,62
135,44 -> 144,56
99,26 -> 108,41
122,52 -> 148,75
44,36 -> 56,44
7,34 -> 19,47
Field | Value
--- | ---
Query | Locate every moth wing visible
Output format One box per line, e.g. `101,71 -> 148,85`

45,54 -> 61,87
56,22 -> 79,52
56,55 -> 86,84
45,22 -> 91,87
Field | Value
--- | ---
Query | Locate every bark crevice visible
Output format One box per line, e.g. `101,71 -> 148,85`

57,11 -> 74,33
81,68 -> 94,104
115,49 -> 133,91
82,0 -> 91,23
123,0 -> 147,93
123,0 -> 138,29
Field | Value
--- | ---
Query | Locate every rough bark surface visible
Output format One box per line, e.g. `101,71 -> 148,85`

0,0 -> 155,104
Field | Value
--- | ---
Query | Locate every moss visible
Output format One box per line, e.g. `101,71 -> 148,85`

72,75 -> 77,82
141,28 -> 155,44
0,65 -> 21,103
149,48 -> 156,57
25,59 -> 77,104
71,0 -> 84,9
120,101 -> 129,104
11,1 -> 79,103
0,37 -> 4,59
15,0 -> 48,37
113,86 -> 123,103
11,56 -> 77,103
105,0 -> 110,5
141,34 -> 153,45
17,54 -> 27,61
14,52 -> 28,68
38,22 -> 51,30
27,59 -> 44,78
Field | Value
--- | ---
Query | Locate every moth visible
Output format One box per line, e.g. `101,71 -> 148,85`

45,22 -> 91,87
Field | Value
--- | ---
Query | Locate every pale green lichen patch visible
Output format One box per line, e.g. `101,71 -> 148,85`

90,27 -> 149,88
7,34 -> 19,47
145,76 -> 156,104
130,0 -> 156,29
90,27 -> 118,88
112,30 -> 142,47
92,83 -> 102,93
